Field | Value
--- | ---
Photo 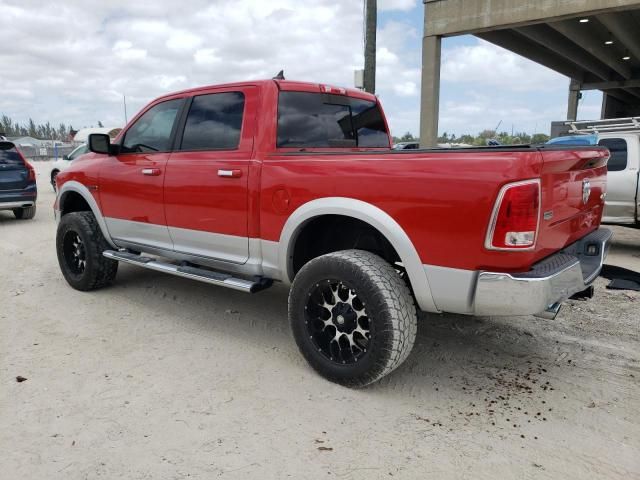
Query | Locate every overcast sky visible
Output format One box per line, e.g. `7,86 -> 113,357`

0,0 -> 601,137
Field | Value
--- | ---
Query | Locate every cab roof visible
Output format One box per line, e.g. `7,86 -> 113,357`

154,79 -> 377,103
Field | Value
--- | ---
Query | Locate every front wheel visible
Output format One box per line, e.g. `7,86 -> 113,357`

56,211 -> 118,291
289,249 -> 417,387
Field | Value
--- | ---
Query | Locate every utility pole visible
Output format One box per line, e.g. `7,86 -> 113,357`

123,95 -> 128,124
364,0 -> 377,94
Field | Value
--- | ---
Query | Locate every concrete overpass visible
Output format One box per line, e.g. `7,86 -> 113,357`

420,0 -> 640,146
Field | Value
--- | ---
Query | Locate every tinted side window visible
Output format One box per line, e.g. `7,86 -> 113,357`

277,92 -> 389,148
599,138 -> 627,172
122,99 -> 182,153
0,143 -> 23,165
180,92 -> 245,150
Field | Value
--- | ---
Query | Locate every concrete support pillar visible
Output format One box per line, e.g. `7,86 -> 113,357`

601,92 -> 609,119
567,79 -> 581,121
420,35 -> 441,148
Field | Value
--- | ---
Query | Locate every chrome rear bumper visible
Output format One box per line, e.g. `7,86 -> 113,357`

474,228 -> 612,317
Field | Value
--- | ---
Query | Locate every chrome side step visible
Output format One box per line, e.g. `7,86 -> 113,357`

103,250 -> 272,293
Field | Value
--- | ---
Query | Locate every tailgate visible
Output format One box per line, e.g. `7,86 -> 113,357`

536,146 -> 609,255
0,143 -> 29,191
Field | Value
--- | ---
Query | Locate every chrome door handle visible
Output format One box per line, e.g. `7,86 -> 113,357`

141,168 -> 161,176
218,169 -> 242,178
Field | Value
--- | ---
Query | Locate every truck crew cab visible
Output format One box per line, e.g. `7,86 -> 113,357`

54,78 -> 611,387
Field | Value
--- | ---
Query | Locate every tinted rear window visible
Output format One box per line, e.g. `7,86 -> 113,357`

598,138 -> 627,172
277,91 -> 389,148
0,143 -> 24,165
180,92 -> 245,150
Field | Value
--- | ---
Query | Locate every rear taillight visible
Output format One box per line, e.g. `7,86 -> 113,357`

486,179 -> 540,250
26,161 -> 36,182
17,149 -> 36,181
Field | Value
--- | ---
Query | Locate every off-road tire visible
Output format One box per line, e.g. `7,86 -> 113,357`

56,211 -> 118,291
13,205 -> 36,220
51,170 -> 59,192
289,249 -> 417,387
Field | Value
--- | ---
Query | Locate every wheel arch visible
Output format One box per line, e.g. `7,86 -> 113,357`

57,180 -> 117,248
278,197 -> 438,312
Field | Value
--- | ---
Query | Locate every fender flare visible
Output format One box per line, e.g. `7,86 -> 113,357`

277,197 -> 438,312
57,180 -> 117,248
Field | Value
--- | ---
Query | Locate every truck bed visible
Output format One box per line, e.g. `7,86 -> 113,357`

261,144 -> 609,272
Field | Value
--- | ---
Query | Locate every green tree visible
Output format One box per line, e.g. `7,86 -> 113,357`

531,133 -> 550,144
400,131 -> 416,142
27,118 -> 37,137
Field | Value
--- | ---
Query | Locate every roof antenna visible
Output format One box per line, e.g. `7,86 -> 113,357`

273,70 -> 285,80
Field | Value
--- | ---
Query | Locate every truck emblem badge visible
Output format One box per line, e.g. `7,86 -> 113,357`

582,179 -> 591,205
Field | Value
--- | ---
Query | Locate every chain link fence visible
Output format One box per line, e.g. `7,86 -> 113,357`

18,145 -> 76,161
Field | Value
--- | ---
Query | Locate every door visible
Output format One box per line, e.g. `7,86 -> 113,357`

599,135 -> 639,224
163,88 -> 256,263
99,97 -> 184,250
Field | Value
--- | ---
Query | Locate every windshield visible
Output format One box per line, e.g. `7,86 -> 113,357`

68,144 -> 89,160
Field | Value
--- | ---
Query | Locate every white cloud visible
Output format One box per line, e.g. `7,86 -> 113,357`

438,96 -> 572,136
379,0 -> 417,11
113,40 -> 147,60
0,0 -> 369,128
369,18 -> 422,134
377,47 -> 399,66
193,48 -> 221,66
0,1 -> 583,139
441,39 -> 565,92
393,81 -> 418,96
166,30 -> 202,51
378,20 -> 418,52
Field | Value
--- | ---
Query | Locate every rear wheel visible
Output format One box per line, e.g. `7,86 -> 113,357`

289,249 -> 417,387
51,170 -> 59,192
13,205 -> 36,220
56,211 -> 118,291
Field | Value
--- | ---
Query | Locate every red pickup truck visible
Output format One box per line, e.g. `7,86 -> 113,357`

54,79 -> 611,387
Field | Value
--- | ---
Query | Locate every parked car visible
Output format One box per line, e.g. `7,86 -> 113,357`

548,118 -> 639,226
0,140 -> 37,219
393,141 -> 419,150
50,144 -> 89,191
54,79 -> 611,387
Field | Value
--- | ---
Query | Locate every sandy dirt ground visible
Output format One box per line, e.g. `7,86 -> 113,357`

1,162 -> 639,479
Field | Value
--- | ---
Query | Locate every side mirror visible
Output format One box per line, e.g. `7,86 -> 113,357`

88,133 -> 111,154
62,154 -> 70,160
